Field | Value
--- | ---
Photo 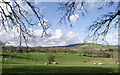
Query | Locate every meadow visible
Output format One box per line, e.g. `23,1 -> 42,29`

2,52 -> 119,75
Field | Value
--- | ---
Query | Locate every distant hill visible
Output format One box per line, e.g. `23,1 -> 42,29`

48,43 -> 82,48
67,43 -> 118,51
110,45 -> 120,47
3,43 -> 119,52
39,43 -> 118,51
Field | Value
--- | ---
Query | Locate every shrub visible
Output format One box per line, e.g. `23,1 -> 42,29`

83,54 -> 87,56
100,49 -> 102,51
46,53 -> 55,64
108,49 -> 113,51
105,49 -> 108,51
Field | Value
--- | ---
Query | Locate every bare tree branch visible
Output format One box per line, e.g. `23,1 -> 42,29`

0,0 -> 51,52
58,1 -> 87,26
88,10 -> 120,40
58,1 -> 120,43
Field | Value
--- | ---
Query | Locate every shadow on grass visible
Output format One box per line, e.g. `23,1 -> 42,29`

2,54 -> 34,60
2,65 -> 117,75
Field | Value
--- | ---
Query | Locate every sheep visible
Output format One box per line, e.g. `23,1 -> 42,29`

117,62 -> 119,64
93,63 -> 97,65
98,63 -> 103,65
92,56 -> 96,58
45,62 -> 49,65
114,61 -> 117,64
5,58 -> 7,60
3,58 -> 7,61
114,61 -> 119,64
53,62 -> 58,64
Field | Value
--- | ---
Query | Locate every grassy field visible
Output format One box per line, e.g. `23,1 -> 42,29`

70,43 -> 118,51
2,52 -> 119,74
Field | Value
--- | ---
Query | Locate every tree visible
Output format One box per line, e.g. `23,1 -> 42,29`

45,53 -> 55,64
0,0 -> 50,47
58,1 -> 120,42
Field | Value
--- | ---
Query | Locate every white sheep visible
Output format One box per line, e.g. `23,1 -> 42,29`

45,62 -> 49,65
93,63 -> 97,65
4,58 -> 7,60
98,63 -> 103,65
117,62 -> 119,64
53,62 -> 58,64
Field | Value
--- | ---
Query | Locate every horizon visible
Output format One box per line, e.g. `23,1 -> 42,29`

4,42 -> 119,47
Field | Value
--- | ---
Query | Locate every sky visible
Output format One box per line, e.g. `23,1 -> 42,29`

0,1 -> 119,47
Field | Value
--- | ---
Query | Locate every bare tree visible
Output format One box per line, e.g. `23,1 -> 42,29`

58,0 -> 120,42
0,0 -> 50,49
58,1 -> 87,26
0,0 -> 119,48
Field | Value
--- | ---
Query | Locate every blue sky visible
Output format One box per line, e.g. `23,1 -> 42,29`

0,2 -> 118,47
36,2 -> 118,39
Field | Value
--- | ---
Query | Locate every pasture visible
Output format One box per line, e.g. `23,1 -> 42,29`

1,52 -> 119,74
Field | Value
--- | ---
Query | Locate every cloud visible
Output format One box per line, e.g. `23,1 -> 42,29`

70,14 -> 79,23
105,33 -> 118,45
50,29 -> 62,39
85,32 -> 118,45
0,27 -> 83,47
0,26 -> 118,47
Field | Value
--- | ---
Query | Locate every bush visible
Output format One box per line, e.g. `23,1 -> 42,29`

82,54 -> 87,56
108,49 -> 113,51
46,53 -> 55,64
100,49 -> 102,51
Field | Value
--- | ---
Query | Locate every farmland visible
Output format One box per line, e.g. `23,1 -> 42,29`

2,52 -> 119,74
1,43 -> 119,74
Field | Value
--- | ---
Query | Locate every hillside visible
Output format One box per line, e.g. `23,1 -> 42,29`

2,52 -> 118,74
2,43 -> 119,53
63,43 -> 118,51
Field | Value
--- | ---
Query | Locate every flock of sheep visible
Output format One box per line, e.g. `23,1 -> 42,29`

44,62 -> 104,65
44,60 -> 120,66
1,56 -> 119,65
45,62 -> 58,65
93,63 -> 103,65
83,60 -> 104,65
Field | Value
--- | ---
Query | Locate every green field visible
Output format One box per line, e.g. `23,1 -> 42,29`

1,52 -> 119,74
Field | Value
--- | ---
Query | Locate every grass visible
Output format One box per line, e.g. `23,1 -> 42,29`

70,43 -> 118,51
2,64 -> 118,74
2,52 -> 119,74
